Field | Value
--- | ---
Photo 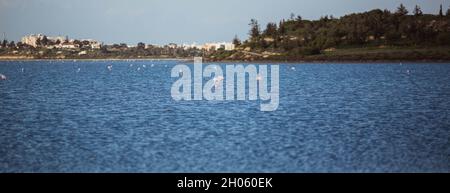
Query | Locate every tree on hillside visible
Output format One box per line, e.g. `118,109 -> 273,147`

41,36 -> 48,46
1,39 -> 7,48
279,20 -> 286,35
447,6 -> 450,16
396,4 -> 408,16
232,35 -> 241,47
439,4 -> 443,17
73,40 -> 82,48
16,42 -> 24,49
413,5 -> 423,16
137,42 -> 145,49
100,45 -> 107,53
249,19 -> 260,40
8,41 -> 15,48
264,22 -> 278,37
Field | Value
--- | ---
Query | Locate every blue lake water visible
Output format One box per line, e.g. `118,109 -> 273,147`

0,60 -> 449,172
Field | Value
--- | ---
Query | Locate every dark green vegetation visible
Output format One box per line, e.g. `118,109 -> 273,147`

207,4 -> 450,61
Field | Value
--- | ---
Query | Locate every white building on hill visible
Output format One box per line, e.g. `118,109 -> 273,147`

202,42 -> 235,51
21,34 -> 45,47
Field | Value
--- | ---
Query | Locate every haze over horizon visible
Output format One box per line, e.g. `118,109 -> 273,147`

0,0 -> 448,45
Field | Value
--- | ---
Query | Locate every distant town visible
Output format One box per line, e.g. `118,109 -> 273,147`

0,33 -> 235,60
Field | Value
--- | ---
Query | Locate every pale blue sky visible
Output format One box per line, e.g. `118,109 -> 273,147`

0,0 -> 448,45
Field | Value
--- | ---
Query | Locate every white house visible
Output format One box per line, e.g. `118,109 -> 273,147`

21,34 -> 45,47
202,42 -> 235,51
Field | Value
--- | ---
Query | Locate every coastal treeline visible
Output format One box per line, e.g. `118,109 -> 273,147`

210,4 -> 450,61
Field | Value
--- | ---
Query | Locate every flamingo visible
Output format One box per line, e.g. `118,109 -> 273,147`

214,75 -> 224,88
0,74 -> 6,80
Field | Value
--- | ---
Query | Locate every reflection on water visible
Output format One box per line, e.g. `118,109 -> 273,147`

0,60 -> 449,172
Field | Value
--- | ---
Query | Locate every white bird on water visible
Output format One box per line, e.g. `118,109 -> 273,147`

137,67 -> 141,71
213,75 -> 224,88
291,66 -> 296,71
0,74 -> 6,80
142,64 -> 146,68
107,64 -> 113,71
256,74 -> 262,81
77,68 -> 81,73
21,68 -> 24,73
151,64 -> 154,67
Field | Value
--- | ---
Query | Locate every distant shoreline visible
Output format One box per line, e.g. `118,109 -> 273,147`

204,58 -> 450,64
1,57 -> 450,64
1,54 -> 450,63
0,57 -> 191,62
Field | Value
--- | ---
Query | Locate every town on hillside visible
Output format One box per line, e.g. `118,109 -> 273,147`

0,33 -> 235,59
